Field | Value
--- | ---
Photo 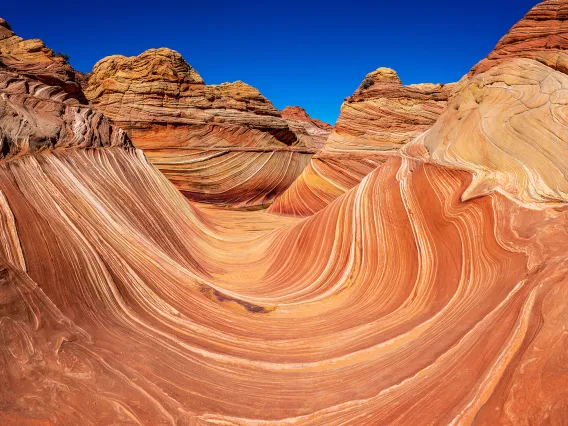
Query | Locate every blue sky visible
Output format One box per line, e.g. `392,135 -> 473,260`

3,0 -> 538,123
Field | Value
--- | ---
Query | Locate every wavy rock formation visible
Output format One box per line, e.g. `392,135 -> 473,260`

85,49 -> 317,208
404,0 -> 568,208
2,1 -> 568,424
280,106 -> 331,149
1,145 -> 567,424
268,68 -> 455,216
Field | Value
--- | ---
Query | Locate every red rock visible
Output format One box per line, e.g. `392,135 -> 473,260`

472,0 -> 568,75
280,106 -> 332,149
405,0 -> 568,208
0,18 -> 86,101
85,49 -> 320,208
1,3 -> 568,424
269,68 -> 455,216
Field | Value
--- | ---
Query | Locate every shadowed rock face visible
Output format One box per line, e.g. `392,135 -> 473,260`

280,106 -> 332,149
86,49 -> 322,208
268,68 -> 455,217
2,1 -> 568,424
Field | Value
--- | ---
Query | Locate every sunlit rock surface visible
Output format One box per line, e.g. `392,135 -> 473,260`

268,68 -> 455,216
2,1 -> 568,424
0,18 -> 86,102
85,49 -> 319,208
471,0 -> 568,75
405,0 -> 568,207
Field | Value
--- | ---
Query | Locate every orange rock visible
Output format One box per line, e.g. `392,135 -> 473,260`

472,0 -> 568,75
281,106 -> 331,149
269,68 -> 455,216
0,18 -> 86,101
86,49 -> 321,208
405,0 -> 568,208
1,2 -> 568,424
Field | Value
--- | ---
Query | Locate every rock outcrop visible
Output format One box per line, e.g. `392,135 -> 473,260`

471,0 -> 568,75
405,0 -> 568,208
0,21 -> 130,160
268,68 -> 455,216
85,49 -> 318,207
280,106 -> 331,149
0,18 -> 86,102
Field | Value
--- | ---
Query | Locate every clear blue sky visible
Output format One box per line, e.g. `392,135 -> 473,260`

3,0 -> 538,123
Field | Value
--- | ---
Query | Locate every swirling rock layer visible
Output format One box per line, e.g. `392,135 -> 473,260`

404,0 -> 568,208
85,49 -> 322,208
1,147 -> 566,424
2,2 -> 568,424
269,69 -> 454,216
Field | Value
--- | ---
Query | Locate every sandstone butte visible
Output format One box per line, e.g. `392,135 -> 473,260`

280,105 -> 332,149
1,0 -> 568,424
268,67 -> 456,216
85,50 -> 330,208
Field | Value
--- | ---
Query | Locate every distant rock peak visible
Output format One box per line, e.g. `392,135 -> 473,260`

348,66 -> 454,103
281,106 -> 332,130
90,48 -> 204,86
0,18 -> 11,31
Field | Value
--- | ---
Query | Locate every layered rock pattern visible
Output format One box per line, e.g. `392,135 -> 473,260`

268,68 -> 455,216
1,142 -> 567,424
280,105 -> 331,149
471,0 -> 568,75
1,2 -> 568,424
0,69 -> 130,158
0,18 -> 86,101
85,49 -> 319,207
405,0 -> 568,208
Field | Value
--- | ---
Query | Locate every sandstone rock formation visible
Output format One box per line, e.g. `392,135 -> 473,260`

0,18 -> 86,102
471,0 -> 568,75
404,0 -> 568,208
85,49 -> 319,207
2,1 -> 568,424
0,69 -> 130,158
268,68 -> 455,216
280,105 -> 331,149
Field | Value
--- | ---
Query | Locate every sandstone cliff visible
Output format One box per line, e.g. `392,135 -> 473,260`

269,68 -> 455,216
86,49 -> 320,207
0,18 -> 86,102
0,21 -> 130,160
405,0 -> 568,207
